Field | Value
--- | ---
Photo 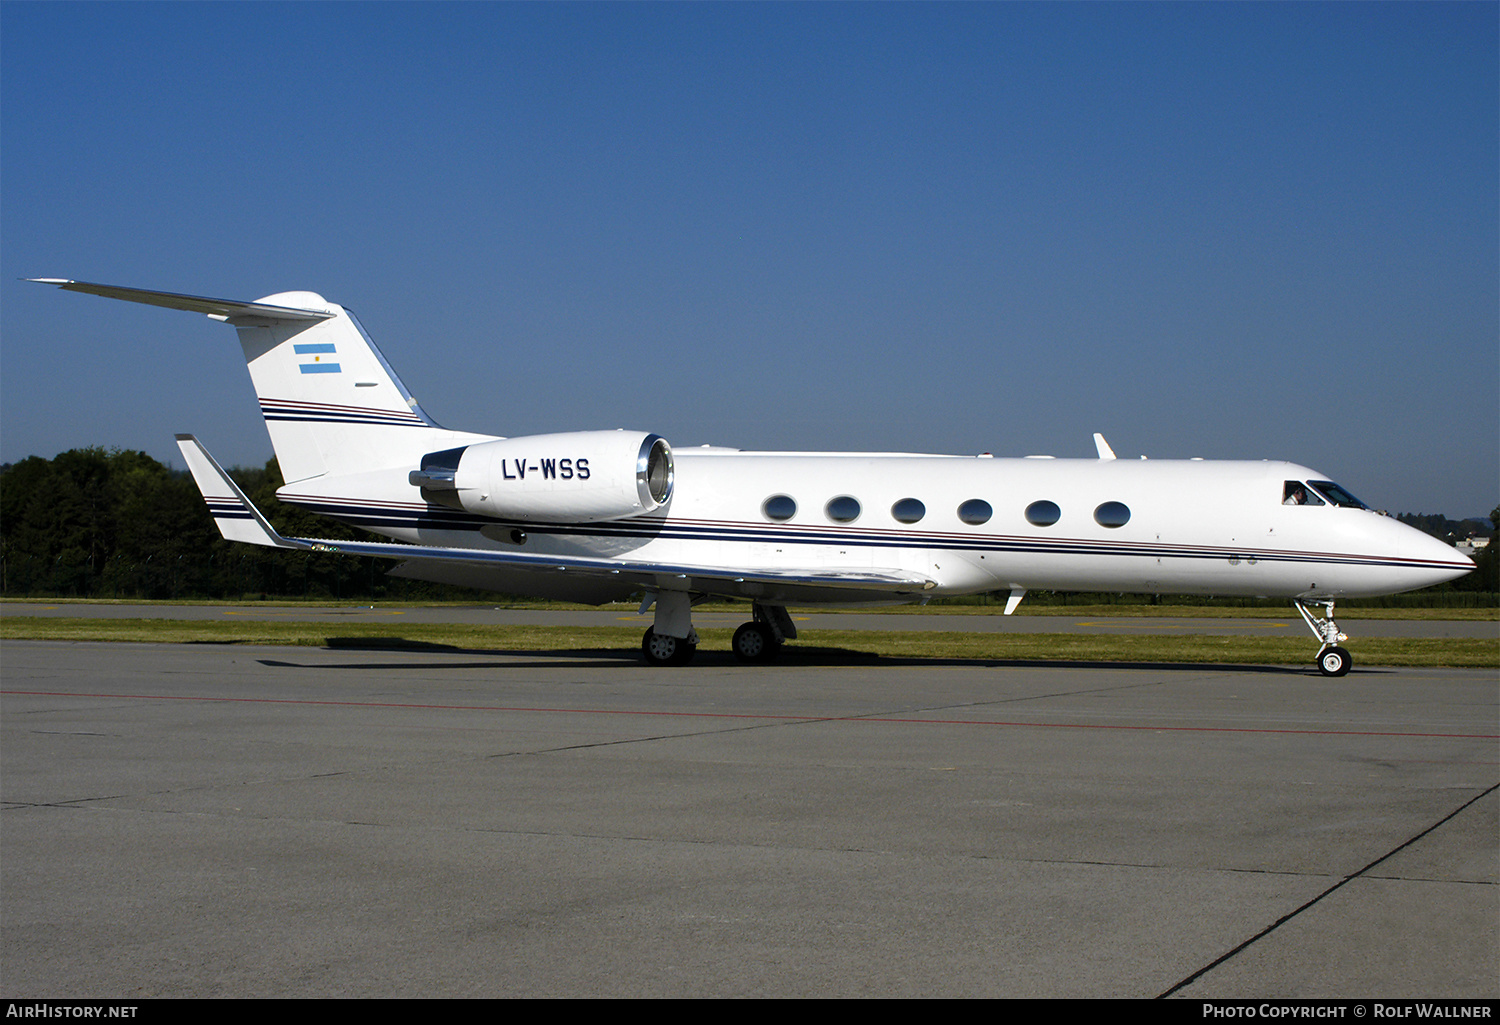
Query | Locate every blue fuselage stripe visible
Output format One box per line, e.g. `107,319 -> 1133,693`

279,499 -> 1457,573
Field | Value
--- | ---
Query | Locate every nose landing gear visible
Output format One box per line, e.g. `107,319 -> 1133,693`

1295,600 -> 1351,677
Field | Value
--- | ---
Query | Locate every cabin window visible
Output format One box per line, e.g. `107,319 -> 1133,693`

826,496 -> 861,523
1094,501 -> 1130,528
763,495 -> 797,521
957,499 -> 992,525
1308,480 -> 1367,509
1283,481 -> 1325,506
891,498 -> 926,524
1025,500 -> 1061,527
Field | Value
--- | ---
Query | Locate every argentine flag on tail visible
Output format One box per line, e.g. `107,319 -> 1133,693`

295,342 -> 340,373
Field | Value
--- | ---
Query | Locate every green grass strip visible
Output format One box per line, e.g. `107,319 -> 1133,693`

2,617 -> 1494,668
5,597 -> 1494,619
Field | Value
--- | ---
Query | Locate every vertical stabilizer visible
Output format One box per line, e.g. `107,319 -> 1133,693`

228,293 -> 443,483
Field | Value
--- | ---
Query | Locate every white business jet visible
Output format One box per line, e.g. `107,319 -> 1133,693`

30,279 -> 1474,675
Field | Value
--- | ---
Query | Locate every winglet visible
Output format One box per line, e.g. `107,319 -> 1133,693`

1093,433 -> 1117,460
174,435 -> 298,548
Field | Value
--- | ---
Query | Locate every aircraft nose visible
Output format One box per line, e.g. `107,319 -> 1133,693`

1398,520 -> 1476,587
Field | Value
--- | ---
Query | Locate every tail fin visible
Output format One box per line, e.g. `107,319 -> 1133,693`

230,290 -> 445,483
31,279 -> 479,485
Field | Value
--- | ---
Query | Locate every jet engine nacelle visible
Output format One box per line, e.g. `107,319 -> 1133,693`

411,430 -> 674,523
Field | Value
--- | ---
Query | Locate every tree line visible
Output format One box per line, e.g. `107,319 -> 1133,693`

0,448 -> 485,601
2,448 -> 1496,601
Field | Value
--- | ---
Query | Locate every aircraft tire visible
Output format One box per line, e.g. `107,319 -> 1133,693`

1317,646 -> 1351,677
642,628 -> 696,666
731,622 -> 779,663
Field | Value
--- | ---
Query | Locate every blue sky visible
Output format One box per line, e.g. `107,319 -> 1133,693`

3,2 -> 1495,517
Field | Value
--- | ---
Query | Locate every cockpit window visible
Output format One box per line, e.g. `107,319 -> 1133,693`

1307,480 -> 1367,509
1283,481 -> 1325,506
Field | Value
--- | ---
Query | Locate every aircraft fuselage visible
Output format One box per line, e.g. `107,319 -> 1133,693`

278,450 -> 1466,604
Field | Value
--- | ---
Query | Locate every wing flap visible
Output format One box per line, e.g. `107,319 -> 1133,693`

288,534 -> 935,601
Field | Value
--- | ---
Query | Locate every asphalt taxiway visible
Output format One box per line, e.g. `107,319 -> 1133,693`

2,636 -> 1495,997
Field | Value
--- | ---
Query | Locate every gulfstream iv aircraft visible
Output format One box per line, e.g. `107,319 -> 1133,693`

32,279 -> 1474,675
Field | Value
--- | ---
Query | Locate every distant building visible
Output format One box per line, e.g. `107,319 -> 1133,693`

1455,536 -> 1491,557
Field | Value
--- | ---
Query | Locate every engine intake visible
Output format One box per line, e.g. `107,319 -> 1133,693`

412,431 -> 673,523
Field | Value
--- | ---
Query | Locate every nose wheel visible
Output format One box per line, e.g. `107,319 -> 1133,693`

1295,600 -> 1352,676
1317,645 -> 1352,677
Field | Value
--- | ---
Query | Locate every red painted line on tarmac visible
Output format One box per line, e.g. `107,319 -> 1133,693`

3,689 -> 1495,740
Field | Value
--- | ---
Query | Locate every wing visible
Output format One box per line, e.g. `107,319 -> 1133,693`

176,435 -> 936,605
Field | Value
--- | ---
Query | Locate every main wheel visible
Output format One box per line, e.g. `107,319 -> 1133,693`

732,622 -> 779,663
1317,646 -> 1351,677
642,627 -> 696,666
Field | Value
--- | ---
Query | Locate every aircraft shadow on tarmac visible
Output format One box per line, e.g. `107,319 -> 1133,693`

256,638 -> 1342,675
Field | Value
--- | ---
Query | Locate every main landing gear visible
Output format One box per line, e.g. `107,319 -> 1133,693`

639,592 -> 795,666
731,622 -> 774,662
642,626 -> 696,666
1294,600 -> 1351,677
732,603 -> 795,663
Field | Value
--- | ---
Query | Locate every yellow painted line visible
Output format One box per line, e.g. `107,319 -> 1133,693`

614,614 -> 811,622
1073,620 -> 1289,629
223,609 -> 406,617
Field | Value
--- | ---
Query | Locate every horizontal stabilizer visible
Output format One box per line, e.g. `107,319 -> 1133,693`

27,279 -> 333,322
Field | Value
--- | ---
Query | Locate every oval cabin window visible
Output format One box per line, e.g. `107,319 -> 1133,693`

825,496 -> 862,523
1025,500 -> 1061,527
891,498 -> 926,524
828,498 -> 864,525
957,499 -> 992,525
763,495 -> 797,521
1094,501 -> 1130,528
